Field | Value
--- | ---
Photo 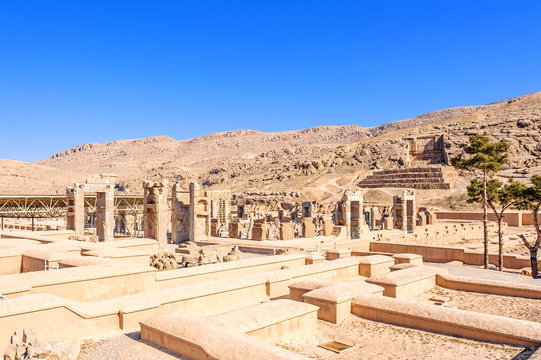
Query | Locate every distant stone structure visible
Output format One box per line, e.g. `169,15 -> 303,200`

302,201 -> 313,218
392,190 -> 416,234
66,174 -> 116,242
335,189 -> 367,239
358,166 -> 451,190
407,135 -> 448,164
143,180 -> 169,250
171,183 -> 190,243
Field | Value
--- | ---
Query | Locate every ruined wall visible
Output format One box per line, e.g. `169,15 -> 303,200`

143,180 -> 169,250
172,183 -> 190,243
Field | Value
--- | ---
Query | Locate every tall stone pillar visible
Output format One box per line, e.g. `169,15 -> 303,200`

95,185 -> 114,241
402,190 -> 408,234
344,200 -> 351,237
171,183 -> 190,243
66,186 -> 85,237
189,182 -> 210,241
143,180 -> 169,250
411,191 -> 416,233
351,201 -> 362,238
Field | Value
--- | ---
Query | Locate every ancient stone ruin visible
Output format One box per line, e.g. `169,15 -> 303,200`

1,148 -> 540,359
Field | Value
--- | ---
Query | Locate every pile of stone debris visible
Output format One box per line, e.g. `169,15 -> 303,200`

4,328 -> 79,360
222,246 -> 242,262
149,251 -> 179,270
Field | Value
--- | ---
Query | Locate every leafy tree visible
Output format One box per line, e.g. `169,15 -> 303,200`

518,174 -> 541,279
467,179 -> 528,270
451,135 -> 509,269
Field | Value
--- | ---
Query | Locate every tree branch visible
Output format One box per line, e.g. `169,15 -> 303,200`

533,202 -> 541,251
534,202 -> 540,239
519,234 -> 532,251
488,201 -> 500,220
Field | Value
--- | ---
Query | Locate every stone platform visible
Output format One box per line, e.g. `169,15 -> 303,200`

358,166 -> 451,189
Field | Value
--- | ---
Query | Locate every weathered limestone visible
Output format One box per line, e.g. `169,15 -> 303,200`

65,187 -> 84,238
4,328 -> 80,360
366,265 -> 447,299
189,183 -> 210,241
143,180 -> 169,250
335,189 -> 367,239
326,248 -> 351,260
352,293 -> 541,346
95,188 -> 114,243
301,201 -> 313,218
251,221 -> 266,241
279,222 -> 294,240
407,135 -> 447,164
302,217 -> 315,238
393,190 -> 416,234
305,252 -> 324,265
150,252 -> 179,270
171,183 -> 232,242
392,253 -> 423,265
229,221 -> 241,238
302,281 -> 384,324
140,300 -> 316,360
358,255 -> 395,277
223,246 -> 242,262
204,189 -> 232,237
358,166 -> 451,190
171,183 -> 190,243
322,216 -> 334,236
66,177 -> 115,242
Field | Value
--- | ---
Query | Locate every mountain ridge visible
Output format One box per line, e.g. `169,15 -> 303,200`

0,91 -> 537,199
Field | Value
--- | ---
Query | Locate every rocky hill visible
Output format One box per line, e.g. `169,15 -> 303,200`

1,92 -> 539,207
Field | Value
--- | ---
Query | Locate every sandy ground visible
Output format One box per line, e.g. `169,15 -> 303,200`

278,315 -> 536,360
79,332 -> 186,360
430,263 -> 541,285
417,286 -> 541,323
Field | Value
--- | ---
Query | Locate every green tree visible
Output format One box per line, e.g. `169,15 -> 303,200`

467,179 -> 528,270
518,174 -> 541,279
451,135 -> 509,269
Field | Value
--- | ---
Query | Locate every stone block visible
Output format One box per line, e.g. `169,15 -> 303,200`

358,255 -> 394,277
279,222 -> 294,240
252,223 -> 267,241
22,328 -> 38,346
302,219 -> 315,238
392,253 -> 423,265
367,265 -> 447,300
326,248 -> 351,260
305,252 -> 324,265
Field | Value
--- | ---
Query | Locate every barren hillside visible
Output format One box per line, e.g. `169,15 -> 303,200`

0,92 -> 539,205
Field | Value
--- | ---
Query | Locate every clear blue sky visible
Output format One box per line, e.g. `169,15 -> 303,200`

1,1 -> 540,162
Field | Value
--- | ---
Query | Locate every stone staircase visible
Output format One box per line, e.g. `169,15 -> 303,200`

358,166 -> 452,190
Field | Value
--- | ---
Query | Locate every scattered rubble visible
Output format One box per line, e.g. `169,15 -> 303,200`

150,252 -> 179,270
4,329 -> 79,360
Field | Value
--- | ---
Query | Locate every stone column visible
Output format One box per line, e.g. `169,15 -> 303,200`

171,183 -> 190,243
189,182 -> 210,241
66,185 -> 85,237
95,185 -> 114,242
143,180 -> 169,250
402,190 -> 408,234
411,191 -> 416,233
351,201 -> 362,238
344,200 -> 351,238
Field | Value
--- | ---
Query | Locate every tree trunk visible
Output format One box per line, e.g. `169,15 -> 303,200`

498,217 -> 503,271
531,247 -> 539,279
483,171 -> 489,269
